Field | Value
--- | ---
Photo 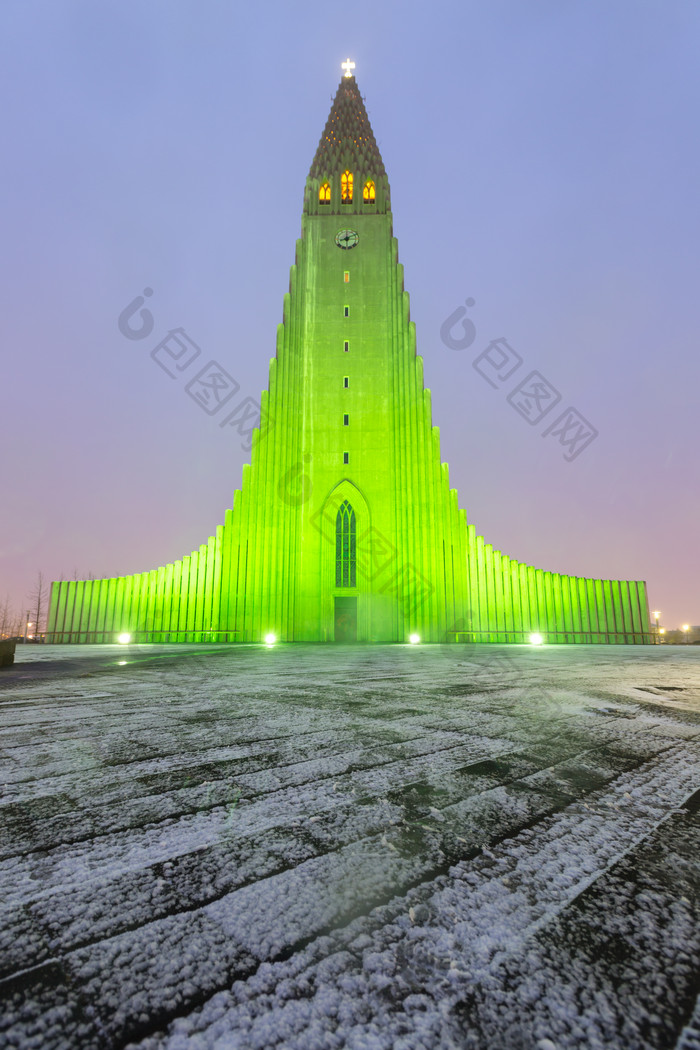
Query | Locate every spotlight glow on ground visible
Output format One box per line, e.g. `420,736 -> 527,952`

529,633 -> 544,645
117,633 -> 132,644
264,633 -> 276,645
408,634 -> 420,644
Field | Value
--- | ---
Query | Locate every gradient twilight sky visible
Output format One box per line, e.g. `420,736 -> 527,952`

1,0 -> 698,631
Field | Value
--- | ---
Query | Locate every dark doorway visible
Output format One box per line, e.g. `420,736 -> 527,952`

334,597 -> 357,642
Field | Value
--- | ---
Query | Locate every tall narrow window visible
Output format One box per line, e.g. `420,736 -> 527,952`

344,305 -> 349,317
341,170 -> 353,203
343,376 -> 349,388
363,180 -> 375,203
319,181 -> 331,204
343,340 -> 349,352
343,452 -> 349,464
343,414 -> 349,425
335,500 -> 356,587
343,271 -> 350,283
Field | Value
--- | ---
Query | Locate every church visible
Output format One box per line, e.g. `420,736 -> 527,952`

46,66 -> 650,645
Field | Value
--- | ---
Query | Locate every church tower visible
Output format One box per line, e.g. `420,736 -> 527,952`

226,67 -> 468,642
47,67 -> 651,645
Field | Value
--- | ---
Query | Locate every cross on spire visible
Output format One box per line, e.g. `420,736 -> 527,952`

341,58 -> 356,78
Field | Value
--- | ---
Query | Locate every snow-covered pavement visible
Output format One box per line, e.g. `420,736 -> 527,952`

1,642 -> 699,1049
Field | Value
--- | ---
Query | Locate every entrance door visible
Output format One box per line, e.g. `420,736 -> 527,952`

334,597 -> 357,642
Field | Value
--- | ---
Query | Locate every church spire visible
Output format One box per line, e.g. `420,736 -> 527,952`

308,73 -> 386,180
306,68 -> 388,215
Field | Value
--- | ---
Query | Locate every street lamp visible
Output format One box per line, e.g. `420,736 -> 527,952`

652,610 -> 661,643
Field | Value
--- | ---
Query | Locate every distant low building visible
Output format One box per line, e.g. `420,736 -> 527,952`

659,626 -> 700,644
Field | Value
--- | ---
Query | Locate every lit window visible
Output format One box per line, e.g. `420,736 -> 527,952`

343,376 -> 349,388
363,180 -> 375,203
343,414 -> 349,425
343,271 -> 350,283
343,452 -> 349,464
341,170 -> 353,203
335,500 -> 356,587
319,181 -> 331,204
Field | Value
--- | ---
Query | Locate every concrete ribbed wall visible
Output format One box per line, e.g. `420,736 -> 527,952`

46,176 -> 650,646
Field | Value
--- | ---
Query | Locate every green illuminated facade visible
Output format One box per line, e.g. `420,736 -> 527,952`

47,75 -> 651,645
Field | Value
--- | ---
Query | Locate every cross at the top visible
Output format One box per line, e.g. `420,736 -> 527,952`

341,58 -> 356,78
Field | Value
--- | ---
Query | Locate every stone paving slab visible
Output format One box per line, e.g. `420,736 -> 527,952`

0,642 -> 699,1049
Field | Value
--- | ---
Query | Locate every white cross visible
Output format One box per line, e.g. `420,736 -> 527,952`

341,58 -> 356,78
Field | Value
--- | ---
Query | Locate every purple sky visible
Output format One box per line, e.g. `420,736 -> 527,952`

1,1 -> 698,632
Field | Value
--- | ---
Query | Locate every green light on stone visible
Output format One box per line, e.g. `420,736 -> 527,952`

45,74 -> 652,649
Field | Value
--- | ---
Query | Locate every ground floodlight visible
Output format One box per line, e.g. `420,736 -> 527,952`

409,633 -> 420,644
117,633 -> 132,644
264,633 -> 276,645
529,633 -> 544,646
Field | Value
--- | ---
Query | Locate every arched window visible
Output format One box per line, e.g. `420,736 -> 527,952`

319,181 -> 331,204
335,500 -> 356,587
363,180 -> 375,203
341,170 -> 353,203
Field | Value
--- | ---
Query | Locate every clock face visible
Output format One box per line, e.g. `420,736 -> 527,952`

335,229 -> 359,250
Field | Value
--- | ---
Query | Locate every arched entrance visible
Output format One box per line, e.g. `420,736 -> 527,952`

317,480 -> 370,642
